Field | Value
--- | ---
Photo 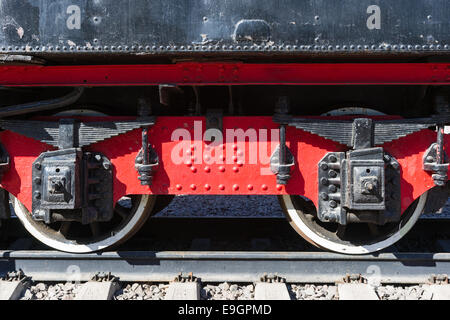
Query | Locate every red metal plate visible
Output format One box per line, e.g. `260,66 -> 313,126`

0,117 -> 445,215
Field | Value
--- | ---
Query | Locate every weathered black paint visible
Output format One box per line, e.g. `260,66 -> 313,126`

0,0 -> 449,56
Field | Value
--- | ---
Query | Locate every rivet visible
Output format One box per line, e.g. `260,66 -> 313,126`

219,166 -> 226,172
248,185 -> 254,191
219,184 -> 225,191
185,160 -> 193,167
191,167 -> 197,173
233,184 -> 239,191
233,156 -> 238,162
204,166 -> 211,173
176,184 -> 182,191
233,144 -> 238,151
276,185 -> 283,191
233,167 -> 239,173
237,161 -> 244,167
190,184 -> 197,190
262,184 -> 268,191
204,184 -> 211,191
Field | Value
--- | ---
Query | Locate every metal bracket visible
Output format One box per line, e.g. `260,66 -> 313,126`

259,273 -> 286,283
1,270 -> 29,283
423,125 -> 449,187
270,144 -> 295,185
135,146 -> 159,186
91,272 -> 118,283
32,149 -> 113,225
428,274 -> 449,285
173,272 -> 200,283
341,274 -> 367,284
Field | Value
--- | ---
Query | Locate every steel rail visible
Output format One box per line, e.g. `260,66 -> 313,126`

1,250 -> 449,284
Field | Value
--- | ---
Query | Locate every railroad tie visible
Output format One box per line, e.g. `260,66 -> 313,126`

337,284 -> 380,300
75,280 -> 120,300
254,283 -> 291,300
165,282 -> 201,300
422,285 -> 450,300
0,280 -> 27,300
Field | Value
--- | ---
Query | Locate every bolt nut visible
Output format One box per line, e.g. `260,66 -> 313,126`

34,177 -> 42,185
321,193 -> 329,200
329,155 -> 337,163
320,162 -> 329,170
328,170 -> 337,178
321,178 -> 329,186
328,185 -> 337,193
34,191 -> 41,200
329,200 -> 338,208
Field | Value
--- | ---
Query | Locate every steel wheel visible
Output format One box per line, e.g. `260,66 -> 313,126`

12,194 -> 156,253
279,193 -> 427,254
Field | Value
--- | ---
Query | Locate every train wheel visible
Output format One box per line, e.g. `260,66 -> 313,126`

279,193 -> 427,254
280,106 -> 429,254
11,194 -> 156,253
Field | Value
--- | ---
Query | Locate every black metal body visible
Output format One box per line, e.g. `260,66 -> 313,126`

0,0 -> 450,59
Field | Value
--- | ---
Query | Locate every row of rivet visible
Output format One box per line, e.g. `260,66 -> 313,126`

174,184 -> 282,191
2,44 -> 450,53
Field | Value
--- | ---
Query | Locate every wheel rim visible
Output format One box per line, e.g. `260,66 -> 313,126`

279,193 -> 427,254
12,194 -> 156,253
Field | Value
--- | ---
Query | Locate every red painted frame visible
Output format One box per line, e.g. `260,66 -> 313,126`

0,63 -> 449,86
0,62 -> 448,215
0,117 -> 446,215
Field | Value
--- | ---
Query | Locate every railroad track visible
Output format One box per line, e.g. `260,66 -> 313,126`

1,216 -> 450,300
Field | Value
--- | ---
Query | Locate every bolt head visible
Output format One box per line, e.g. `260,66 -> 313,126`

320,162 -> 329,170
321,193 -> 329,200
103,162 -> 111,170
328,170 -> 337,178
321,178 -> 329,186
34,163 -> 41,170
34,191 -> 41,200
329,155 -> 337,163
329,200 -> 338,208
328,185 -> 337,193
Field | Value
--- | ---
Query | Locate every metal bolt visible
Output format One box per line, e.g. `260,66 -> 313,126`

34,177 -> 41,185
321,178 -> 329,186
328,170 -> 337,178
329,155 -> 337,163
34,191 -> 41,200
34,163 -> 41,170
320,162 -> 329,170
328,185 -> 337,193
329,200 -> 338,208
321,193 -> 329,200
